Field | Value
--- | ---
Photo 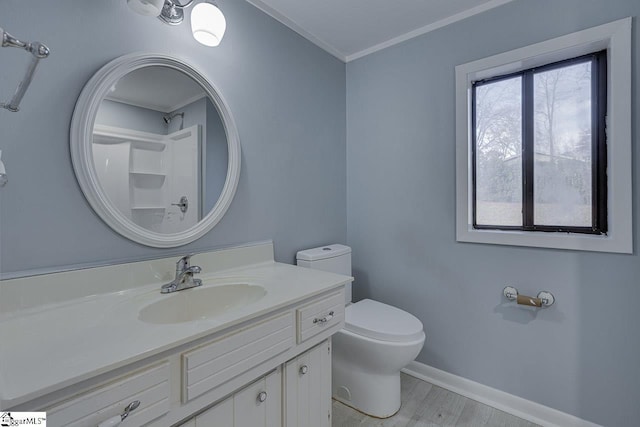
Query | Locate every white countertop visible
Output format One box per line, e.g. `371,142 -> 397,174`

0,243 -> 351,409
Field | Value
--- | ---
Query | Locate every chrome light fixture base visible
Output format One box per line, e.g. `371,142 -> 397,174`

158,0 -> 187,25
128,0 -> 225,47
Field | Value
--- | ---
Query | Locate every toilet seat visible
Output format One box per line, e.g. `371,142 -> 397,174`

345,299 -> 424,343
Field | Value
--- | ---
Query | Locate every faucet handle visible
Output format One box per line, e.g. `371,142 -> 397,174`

176,254 -> 195,271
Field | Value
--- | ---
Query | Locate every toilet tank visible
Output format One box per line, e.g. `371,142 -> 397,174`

296,244 -> 352,304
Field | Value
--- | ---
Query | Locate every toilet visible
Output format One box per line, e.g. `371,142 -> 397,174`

296,244 -> 425,418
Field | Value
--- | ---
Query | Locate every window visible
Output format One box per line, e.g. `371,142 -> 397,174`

472,51 -> 607,235
455,18 -> 632,253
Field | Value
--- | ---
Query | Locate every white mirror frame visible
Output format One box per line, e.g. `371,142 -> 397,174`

71,53 -> 241,247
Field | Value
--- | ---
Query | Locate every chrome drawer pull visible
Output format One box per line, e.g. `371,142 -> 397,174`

299,365 -> 308,375
313,311 -> 334,324
121,400 -> 140,421
257,391 -> 267,403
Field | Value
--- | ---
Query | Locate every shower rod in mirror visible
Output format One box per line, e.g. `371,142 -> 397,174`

0,27 -> 50,112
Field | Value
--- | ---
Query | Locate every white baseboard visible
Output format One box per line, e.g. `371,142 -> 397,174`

402,361 -> 601,427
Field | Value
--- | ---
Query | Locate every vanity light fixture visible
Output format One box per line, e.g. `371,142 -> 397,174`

191,2 -> 226,47
127,0 -> 226,46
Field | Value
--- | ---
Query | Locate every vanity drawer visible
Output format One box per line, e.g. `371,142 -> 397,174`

47,362 -> 170,427
182,311 -> 294,403
297,290 -> 345,344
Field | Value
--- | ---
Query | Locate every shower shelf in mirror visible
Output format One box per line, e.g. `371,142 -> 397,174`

129,171 -> 166,177
130,148 -> 166,178
130,141 -> 166,151
93,124 -> 166,150
130,171 -> 166,188
131,206 -> 166,210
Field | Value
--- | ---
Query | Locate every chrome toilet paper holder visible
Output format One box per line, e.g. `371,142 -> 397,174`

503,286 -> 555,308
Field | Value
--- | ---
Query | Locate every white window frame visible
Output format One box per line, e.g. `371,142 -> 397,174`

455,17 -> 632,253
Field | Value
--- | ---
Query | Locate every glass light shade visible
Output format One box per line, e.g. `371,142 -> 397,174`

191,3 -> 226,47
127,0 -> 164,17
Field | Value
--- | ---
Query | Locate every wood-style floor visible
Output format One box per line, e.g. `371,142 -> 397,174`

332,374 -> 540,427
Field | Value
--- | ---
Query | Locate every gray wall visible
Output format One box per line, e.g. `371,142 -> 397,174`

3,0 -> 638,425
0,0 -> 346,276
346,1 -> 639,426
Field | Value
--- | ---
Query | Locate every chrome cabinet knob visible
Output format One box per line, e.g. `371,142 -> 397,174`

299,365 -> 308,375
257,391 -> 267,403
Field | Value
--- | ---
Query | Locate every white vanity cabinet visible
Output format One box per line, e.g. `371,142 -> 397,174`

1,242 -> 350,427
179,340 -> 331,427
284,340 -> 332,427
12,288 -> 344,427
180,367 -> 282,427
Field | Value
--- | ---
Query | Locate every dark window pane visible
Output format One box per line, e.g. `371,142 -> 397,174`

533,62 -> 592,227
475,76 -> 522,226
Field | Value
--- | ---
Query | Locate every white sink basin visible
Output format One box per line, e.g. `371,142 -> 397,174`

139,283 -> 266,324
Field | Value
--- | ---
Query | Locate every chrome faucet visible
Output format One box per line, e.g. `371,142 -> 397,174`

161,254 -> 203,294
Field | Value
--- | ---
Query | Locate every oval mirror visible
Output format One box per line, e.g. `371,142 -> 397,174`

71,54 -> 240,247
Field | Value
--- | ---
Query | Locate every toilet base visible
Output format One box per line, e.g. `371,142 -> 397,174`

332,363 -> 401,418
331,327 -> 425,419
332,396 -> 402,419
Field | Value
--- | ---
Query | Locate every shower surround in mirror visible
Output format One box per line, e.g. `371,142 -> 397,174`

93,123 -> 199,233
92,66 -> 228,233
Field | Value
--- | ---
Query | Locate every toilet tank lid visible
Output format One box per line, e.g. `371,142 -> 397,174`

345,299 -> 424,343
296,244 -> 351,261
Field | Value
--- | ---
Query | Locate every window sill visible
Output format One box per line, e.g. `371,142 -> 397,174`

456,225 -> 631,254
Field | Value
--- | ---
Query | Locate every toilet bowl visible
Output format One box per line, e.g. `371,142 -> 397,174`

332,299 -> 425,418
296,245 -> 425,419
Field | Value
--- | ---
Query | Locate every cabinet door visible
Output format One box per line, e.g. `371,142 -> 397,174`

193,368 -> 281,427
284,340 -> 331,427
195,396 -> 233,426
234,368 -> 281,427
